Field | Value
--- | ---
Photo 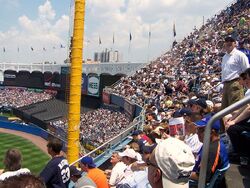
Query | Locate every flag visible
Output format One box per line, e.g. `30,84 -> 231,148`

149,31 -> 151,39
99,36 -> 102,45
31,47 -> 34,51
112,32 -> 115,44
17,47 -> 19,52
129,32 -> 132,41
43,47 -> 46,51
60,44 -> 65,48
173,22 -> 176,37
3,47 -> 5,53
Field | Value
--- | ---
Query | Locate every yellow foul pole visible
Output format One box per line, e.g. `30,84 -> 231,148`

67,0 -> 85,164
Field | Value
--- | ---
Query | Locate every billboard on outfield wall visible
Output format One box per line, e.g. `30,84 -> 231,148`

44,72 -> 61,89
87,74 -> 100,97
3,70 -> 17,86
124,99 -> 135,121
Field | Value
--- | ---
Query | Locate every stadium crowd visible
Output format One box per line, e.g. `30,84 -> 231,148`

0,0 -> 250,188
0,88 -> 55,108
112,0 -> 250,133
50,109 -> 131,147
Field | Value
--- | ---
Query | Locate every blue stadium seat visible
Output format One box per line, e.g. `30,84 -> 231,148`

189,164 -> 230,188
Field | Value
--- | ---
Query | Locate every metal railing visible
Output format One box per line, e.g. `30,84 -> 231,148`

198,96 -> 250,188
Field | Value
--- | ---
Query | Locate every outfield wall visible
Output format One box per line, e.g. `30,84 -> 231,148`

0,120 -> 66,151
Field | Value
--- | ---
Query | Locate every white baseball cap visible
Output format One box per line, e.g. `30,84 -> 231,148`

119,148 -> 137,159
154,137 -> 195,188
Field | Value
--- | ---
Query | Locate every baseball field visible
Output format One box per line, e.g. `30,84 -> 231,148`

0,133 -> 50,175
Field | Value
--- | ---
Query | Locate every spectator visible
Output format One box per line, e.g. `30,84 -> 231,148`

0,148 -> 30,181
108,152 -> 127,187
0,174 -> 45,188
147,137 -> 195,188
131,130 -> 149,153
190,116 -> 229,182
40,138 -> 70,188
188,98 -> 207,118
79,156 -> 109,188
226,68 -> 250,165
238,40 -> 250,63
221,36 -> 249,109
69,166 -> 96,188
117,148 -> 149,187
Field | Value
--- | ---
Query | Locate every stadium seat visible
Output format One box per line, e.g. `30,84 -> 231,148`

189,164 -> 230,188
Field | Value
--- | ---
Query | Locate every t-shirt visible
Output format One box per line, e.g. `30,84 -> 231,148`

109,162 -> 127,186
192,139 -> 228,181
40,156 -> 70,188
184,133 -> 203,155
117,168 -> 151,188
0,168 -> 30,181
87,168 -> 109,188
75,175 -> 97,188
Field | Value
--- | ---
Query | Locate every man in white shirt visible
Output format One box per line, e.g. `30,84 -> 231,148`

221,36 -> 249,109
109,152 -> 127,187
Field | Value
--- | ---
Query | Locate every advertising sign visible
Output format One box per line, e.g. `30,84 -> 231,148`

87,75 -> 100,97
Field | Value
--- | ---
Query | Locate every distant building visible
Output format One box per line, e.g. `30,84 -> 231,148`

94,49 -> 122,62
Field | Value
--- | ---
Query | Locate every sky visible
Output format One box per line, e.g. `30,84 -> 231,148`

0,0 -> 231,64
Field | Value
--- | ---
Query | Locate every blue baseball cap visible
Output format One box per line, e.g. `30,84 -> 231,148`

173,108 -> 193,118
188,98 -> 207,109
80,156 -> 96,168
131,130 -> 143,136
194,116 -> 220,131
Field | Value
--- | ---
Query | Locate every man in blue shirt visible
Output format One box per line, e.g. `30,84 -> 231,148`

190,116 -> 229,182
40,138 -> 70,188
238,40 -> 250,64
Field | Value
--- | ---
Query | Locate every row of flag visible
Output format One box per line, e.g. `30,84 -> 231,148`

98,23 -> 176,45
2,44 -> 66,53
2,23 -> 177,52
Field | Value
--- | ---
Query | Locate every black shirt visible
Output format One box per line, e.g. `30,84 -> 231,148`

40,156 -> 70,188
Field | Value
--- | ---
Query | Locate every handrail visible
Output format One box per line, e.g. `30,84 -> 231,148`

198,96 -> 250,188
69,114 -> 142,166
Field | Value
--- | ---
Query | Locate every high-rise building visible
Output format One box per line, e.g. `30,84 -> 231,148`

93,49 -> 122,62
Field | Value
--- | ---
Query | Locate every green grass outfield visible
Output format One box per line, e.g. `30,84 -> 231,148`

0,133 -> 50,175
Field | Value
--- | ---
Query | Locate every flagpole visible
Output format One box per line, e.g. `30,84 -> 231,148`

128,32 -> 132,63
147,25 -> 151,63
112,32 -> 114,52
2,47 -> 6,63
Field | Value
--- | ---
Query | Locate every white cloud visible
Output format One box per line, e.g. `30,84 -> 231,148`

0,0 -> 230,64
0,0 -> 69,64
38,0 -> 56,20
84,0 -> 229,62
